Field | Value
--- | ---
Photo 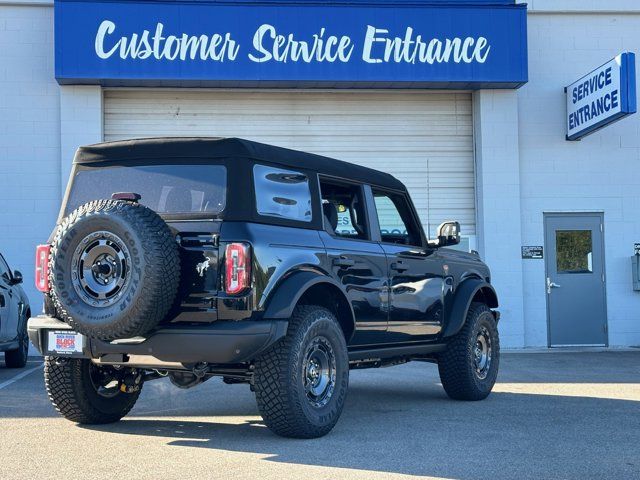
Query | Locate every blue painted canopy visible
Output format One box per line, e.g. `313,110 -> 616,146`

55,0 -> 528,88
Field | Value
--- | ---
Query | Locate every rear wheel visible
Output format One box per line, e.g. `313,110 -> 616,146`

438,302 -> 500,401
253,305 -> 349,438
44,357 -> 143,424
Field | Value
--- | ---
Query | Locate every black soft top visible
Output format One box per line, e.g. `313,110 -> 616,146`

74,137 -> 405,191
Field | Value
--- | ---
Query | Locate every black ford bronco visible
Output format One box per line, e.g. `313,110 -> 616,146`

28,137 -> 500,439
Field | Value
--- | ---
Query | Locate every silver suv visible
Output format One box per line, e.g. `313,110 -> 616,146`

0,253 -> 30,368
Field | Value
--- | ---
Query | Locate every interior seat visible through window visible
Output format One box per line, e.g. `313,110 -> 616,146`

322,202 -> 338,233
162,187 -> 195,213
319,180 -> 369,240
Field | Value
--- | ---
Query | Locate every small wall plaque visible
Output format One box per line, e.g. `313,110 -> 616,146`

522,246 -> 543,259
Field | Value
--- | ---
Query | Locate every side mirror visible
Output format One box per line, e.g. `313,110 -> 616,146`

11,270 -> 23,285
437,221 -> 461,247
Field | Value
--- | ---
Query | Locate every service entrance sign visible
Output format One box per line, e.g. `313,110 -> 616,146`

566,52 -> 636,141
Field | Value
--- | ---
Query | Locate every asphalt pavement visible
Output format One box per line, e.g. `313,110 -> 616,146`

0,351 -> 638,480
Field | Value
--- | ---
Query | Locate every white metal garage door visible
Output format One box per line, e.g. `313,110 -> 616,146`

104,90 -> 475,240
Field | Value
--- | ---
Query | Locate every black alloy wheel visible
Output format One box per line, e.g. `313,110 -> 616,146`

254,305 -> 349,439
438,302 -> 500,401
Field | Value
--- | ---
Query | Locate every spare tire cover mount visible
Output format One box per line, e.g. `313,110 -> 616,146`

50,199 -> 180,341
71,230 -> 132,308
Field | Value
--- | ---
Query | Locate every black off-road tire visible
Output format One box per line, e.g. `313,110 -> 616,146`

4,318 -> 29,368
253,306 -> 349,439
438,302 -> 500,401
50,199 -> 180,341
44,356 -> 142,424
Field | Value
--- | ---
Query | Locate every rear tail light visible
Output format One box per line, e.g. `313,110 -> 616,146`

224,243 -> 251,295
35,244 -> 51,293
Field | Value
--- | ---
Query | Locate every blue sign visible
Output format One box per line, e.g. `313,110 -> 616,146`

55,0 -> 528,88
566,52 -> 637,141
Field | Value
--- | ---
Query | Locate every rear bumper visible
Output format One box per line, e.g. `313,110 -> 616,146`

27,315 -> 287,365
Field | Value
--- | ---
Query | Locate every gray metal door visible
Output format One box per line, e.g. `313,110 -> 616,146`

544,213 -> 607,346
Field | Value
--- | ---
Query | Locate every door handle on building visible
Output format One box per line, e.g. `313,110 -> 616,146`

546,277 -> 561,294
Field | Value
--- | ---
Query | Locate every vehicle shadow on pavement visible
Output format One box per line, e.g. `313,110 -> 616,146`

81,384 -> 640,480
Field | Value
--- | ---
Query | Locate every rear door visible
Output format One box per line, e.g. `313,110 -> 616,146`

371,188 -> 445,342
318,178 -> 388,346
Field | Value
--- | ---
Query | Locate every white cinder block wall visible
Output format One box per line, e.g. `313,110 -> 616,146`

0,2 -> 58,308
1,0 -> 639,348
474,90 -> 526,348
59,85 -> 103,196
519,2 -> 640,346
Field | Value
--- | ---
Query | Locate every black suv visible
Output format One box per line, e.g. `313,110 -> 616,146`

28,137 -> 500,439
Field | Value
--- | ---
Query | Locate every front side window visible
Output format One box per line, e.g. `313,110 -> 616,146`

373,190 -> 422,246
254,164 -> 312,222
66,164 -> 227,216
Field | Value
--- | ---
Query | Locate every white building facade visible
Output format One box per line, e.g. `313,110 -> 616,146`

1,0 -> 639,348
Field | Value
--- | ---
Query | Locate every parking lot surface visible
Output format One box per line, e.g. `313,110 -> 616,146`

0,352 -> 638,480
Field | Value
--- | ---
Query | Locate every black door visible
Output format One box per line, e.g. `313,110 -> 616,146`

319,179 -> 388,346
371,189 -> 444,342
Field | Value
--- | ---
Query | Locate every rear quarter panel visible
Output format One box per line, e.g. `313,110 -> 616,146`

219,222 -> 327,318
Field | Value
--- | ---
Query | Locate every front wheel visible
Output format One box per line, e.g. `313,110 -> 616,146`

44,357 -> 143,424
438,302 -> 500,401
253,306 -> 349,439
4,321 -> 29,368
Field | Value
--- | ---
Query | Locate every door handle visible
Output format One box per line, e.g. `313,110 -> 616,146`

333,257 -> 355,268
390,261 -> 409,273
546,277 -> 561,294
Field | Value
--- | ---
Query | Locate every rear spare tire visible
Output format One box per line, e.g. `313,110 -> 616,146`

50,199 -> 180,341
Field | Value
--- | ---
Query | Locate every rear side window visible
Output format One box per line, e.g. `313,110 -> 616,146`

253,164 -> 312,222
66,164 -> 227,216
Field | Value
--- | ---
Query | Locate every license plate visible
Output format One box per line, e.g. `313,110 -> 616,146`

47,331 -> 84,355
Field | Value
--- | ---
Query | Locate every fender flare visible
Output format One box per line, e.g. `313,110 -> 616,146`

262,271 -> 355,335
442,279 -> 499,338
